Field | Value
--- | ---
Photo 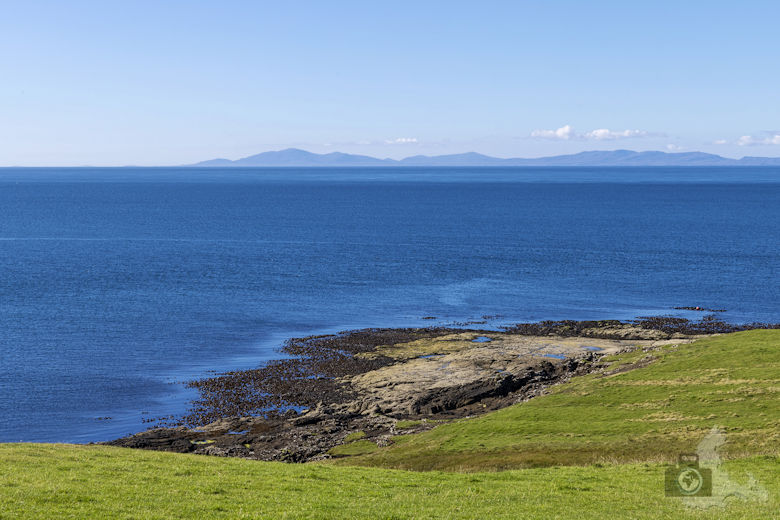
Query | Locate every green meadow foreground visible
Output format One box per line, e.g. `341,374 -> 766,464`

1,330 -> 778,518
1,445 -> 775,519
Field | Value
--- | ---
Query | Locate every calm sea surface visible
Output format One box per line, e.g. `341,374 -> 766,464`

1,167 -> 778,442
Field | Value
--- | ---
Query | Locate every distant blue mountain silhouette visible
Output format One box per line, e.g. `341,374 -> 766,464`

191,148 -> 780,167
194,149 -> 392,167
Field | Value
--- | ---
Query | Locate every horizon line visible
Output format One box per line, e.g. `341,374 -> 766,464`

4,147 -> 780,168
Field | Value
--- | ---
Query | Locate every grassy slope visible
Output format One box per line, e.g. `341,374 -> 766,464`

0,445 -> 776,519
339,330 -> 780,471
1,330 -> 778,519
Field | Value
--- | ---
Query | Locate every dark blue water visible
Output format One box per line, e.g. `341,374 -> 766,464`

1,167 -> 778,442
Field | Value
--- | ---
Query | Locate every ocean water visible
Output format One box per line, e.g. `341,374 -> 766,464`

1,167 -> 778,442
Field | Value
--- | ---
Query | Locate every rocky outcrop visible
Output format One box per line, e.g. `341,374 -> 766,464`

109,325 -> 698,462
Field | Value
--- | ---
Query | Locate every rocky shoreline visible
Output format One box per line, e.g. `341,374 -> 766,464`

107,316 -> 777,462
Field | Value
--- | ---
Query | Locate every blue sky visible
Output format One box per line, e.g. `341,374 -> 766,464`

2,1 -> 779,165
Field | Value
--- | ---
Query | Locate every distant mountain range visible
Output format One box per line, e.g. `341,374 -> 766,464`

192,148 -> 780,167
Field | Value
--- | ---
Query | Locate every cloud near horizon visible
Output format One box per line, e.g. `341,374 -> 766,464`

530,125 -> 651,141
324,137 -> 420,147
735,133 -> 780,146
384,137 -> 419,144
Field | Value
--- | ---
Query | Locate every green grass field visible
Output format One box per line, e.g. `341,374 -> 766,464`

1,445 -> 776,519
1,330 -> 778,519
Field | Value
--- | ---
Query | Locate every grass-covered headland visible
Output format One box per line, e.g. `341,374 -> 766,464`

1,330 -> 778,518
338,330 -> 779,471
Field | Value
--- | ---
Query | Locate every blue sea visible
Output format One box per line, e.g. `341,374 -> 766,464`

1,167 -> 778,443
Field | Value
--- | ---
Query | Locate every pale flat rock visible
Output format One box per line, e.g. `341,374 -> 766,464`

347,333 -> 691,415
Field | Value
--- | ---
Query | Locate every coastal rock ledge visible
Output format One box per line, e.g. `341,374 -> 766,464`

108,317 -> 771,462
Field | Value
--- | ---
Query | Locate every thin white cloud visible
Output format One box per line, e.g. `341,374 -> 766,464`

583,128 -> 649,140
323,140 -> 373,147
324,138 -> 417,147
530,125 -> 576,140
713,139 -> 728,145
736,133 -> 780,146
666,144 -> 683,151
530,125 -> 651,141
384,137 -> 419,144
